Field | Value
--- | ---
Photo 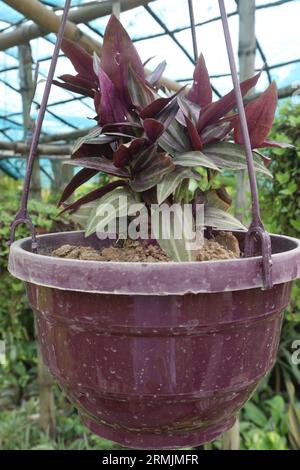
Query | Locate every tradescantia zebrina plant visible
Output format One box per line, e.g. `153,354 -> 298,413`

54,15 -> 289,261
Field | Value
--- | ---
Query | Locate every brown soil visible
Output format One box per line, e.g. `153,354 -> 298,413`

51,232 -> 240,262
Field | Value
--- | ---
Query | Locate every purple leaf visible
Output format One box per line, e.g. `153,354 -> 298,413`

58,168 -> 98,207
113,144 -> 131,168
61,38 -> 97,84
144,118 -> 165,142
234,82 -> 278,148
140,88 -> 184,120
53,78 -> 95,98
185,116 -> 203,150
60,180 -> 128,214
98,68 -> 128,125
187,54 -> 212,108
197,71 -> 261,131
102,122 -> 143,137
101,15 -> 145,105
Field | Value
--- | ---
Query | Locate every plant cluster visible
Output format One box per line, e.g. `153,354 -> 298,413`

53,15 -> 289,259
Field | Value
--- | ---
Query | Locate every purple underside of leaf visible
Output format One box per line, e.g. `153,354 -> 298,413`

61,38 -> 97,83
101,15 -> 145,105
52,79 -> 95,98
185,116 -> 203,151
72,142 -> 114,160
98,69 -> 128,125
146,61 -> 167,86
113,137 -> 149,168
113,144 -> 131,168
64,156 -> 130,178
234,82 -> 278,148
58,168 -> 98,207
197,71 -> 261,132
59,74 -> 96,91
143,118 -> 165,142
59,180 -> 128,215
187,54 -> 212,108
102,122 -> 143,137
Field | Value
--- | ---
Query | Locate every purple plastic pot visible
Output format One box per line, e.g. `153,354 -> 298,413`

8,231 -> 300,449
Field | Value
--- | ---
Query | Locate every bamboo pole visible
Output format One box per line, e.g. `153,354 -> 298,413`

1,0 -> 181,93
0,0 -> 154,53
0,153 -> 68,160
0,141 -> 72,155
235,0 -> 256,223
2,0 -> 102,56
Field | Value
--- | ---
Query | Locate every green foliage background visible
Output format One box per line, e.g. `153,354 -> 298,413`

0,102 -> 300,450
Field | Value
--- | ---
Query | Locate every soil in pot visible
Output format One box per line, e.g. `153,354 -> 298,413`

51,231 -> 240,262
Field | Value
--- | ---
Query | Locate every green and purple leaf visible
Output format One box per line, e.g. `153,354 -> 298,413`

128,66 -> 155,109
131,151 -> 174,192
203,142 -> 272,176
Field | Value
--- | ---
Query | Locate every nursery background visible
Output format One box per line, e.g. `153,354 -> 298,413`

0,0 -> 300,450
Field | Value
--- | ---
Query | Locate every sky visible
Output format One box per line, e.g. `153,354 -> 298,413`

0,0 -> 299,143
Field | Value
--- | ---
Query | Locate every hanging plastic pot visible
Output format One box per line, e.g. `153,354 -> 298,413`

8,230 -> 300,449
7,0 -> 300,450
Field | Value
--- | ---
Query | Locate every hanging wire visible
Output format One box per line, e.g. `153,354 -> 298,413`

187,0 -> 198,62
9,0 -> 73,250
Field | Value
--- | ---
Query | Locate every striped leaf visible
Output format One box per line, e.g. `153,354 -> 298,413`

204,206 -> 246,231
85,187 -> 137,237
203,142 -> 272,177
173,151 -> 220,170
152,205 -> 198,261
157,168 -> 194,204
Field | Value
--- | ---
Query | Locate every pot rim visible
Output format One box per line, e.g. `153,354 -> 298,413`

8,230 -> 300,295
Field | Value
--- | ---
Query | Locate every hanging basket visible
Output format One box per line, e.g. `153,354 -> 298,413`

7,0 -> 300,450
8,230 -> 300,448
